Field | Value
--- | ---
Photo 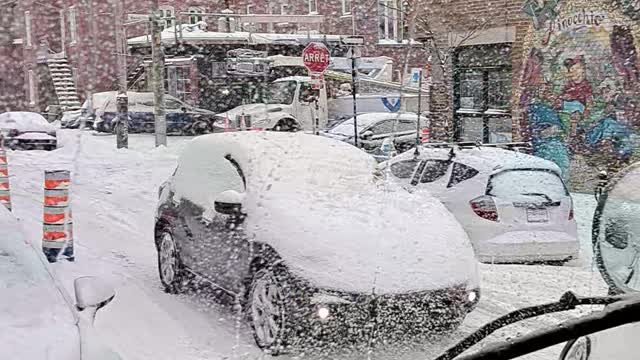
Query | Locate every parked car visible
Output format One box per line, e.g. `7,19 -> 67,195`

0,111 -> 57,150
154,132 -> 480,353
381,145 -> 579,264
61,92 -> 118,129
93,92 -> 219,134
321,112 -> 427,158
0,206 -> 119,359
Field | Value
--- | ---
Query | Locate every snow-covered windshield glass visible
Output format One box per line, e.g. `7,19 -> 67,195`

329,118 -> 368,136
487,170 -> 568,200
264,80 -> 297,105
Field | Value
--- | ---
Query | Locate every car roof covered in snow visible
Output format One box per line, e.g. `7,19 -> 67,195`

390,145 -> 561,176
273,76 -> 310,83
172,132 -> 479,294
0,112 -> 55,133
329,112 -> 421,133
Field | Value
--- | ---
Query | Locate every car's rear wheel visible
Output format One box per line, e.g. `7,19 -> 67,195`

248,267 -> 292,353
157,231 -> 190,294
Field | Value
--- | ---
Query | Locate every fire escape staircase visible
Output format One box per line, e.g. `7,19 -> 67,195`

47,57 -> 82,110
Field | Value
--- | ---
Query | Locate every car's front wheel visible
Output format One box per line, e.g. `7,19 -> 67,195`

157,231 -> 190,294
248,267 -> 293,353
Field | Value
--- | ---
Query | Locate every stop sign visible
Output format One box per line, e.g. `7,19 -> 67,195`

302,42 -> 330,73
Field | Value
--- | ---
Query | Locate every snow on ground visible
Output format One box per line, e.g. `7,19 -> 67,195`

7,130 -> 608,360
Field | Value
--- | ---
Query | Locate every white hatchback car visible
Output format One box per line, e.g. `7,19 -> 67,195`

382,145 -> 579,263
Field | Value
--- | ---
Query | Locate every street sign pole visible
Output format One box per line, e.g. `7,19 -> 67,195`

150,6 -> 166,147
340,36 -> 364,147
415,69 -> 423,156
351,51 -> 358,148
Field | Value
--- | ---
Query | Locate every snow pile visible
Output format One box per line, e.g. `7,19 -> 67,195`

175,132 -> 479,293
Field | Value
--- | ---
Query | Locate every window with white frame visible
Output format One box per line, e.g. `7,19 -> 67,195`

309,0 -> 318,14
24,11 -> 32,47
28,70 -> 36,105
280,4 -> 290,15
69,6 -> 77,44
342,0 -> 352,15
246,5 -> 253,14
159,6 -> 174,30
188,7 -> 204,24
378,0 -> 399,42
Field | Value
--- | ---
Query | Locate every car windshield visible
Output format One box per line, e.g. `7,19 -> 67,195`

5,0 -> 640,359
329,118 -> 369,136
263,80 -> 298,105
487,169 -> 568,200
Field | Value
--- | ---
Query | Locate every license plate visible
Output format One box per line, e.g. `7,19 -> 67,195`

527,208 -> 549,223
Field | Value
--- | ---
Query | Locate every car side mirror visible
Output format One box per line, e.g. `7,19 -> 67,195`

361,130 -> 373,139
214,190 -> 245,215
74,276 -> 115,311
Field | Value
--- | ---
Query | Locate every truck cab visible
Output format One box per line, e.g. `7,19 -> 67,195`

217,76 -> 328,132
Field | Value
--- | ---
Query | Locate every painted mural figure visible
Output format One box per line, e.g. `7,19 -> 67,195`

520,2 -> 640,184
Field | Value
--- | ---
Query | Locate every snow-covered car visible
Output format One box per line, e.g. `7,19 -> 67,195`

93,92 -> 218,134
0,111 -> 57,150
0,206 -> 120,360
321,112 -> 427,158
381,145 -> 579,264
154,132 -> 480,353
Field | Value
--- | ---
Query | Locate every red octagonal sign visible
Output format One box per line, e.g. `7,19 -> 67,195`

302,42 -> 330,73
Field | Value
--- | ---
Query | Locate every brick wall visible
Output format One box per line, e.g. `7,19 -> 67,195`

407,0 -> 532,141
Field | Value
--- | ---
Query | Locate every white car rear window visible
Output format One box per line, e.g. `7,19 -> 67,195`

487,170 -> 568,199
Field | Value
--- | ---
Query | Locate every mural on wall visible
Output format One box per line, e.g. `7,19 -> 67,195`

518,0 -> 640,182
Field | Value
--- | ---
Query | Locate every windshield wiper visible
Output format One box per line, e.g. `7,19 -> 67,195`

520,192 -> 560,207
434,291 -> 631,360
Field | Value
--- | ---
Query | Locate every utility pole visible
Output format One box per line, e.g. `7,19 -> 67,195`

151,0 -> 166,147
115,0 -> 128,148
83,0 -> 97,130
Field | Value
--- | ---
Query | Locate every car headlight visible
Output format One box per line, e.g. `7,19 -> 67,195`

467,290 -> 477,303
317,306 -> 330,320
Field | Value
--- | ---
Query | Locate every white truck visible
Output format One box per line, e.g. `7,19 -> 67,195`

216,56 -> 429,132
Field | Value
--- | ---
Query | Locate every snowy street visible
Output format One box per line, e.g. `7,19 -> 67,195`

9,130 -> 610,360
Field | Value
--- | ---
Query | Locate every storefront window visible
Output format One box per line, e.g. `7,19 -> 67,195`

454,44 -> 513,143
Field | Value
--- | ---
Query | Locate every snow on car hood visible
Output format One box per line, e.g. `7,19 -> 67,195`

177,133 -> 479,294
0,207 -> 80,359
217,103 -> 288,128
0,112 -> 56,133
246,186 -> 479,294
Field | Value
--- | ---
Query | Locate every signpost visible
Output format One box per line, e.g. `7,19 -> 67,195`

302,42 -> 330,134
302,42 -> 330,73
341,36 -> 364,148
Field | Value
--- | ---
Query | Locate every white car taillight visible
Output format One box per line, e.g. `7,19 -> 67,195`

470,195 -> 499,222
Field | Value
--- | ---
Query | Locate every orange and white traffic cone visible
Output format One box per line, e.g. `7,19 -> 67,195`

42,170 -> 73,262
0,149 -> 11,211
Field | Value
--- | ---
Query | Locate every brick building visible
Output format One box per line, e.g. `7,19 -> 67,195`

2,0 -> 638,188
0,0 -> 431,113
